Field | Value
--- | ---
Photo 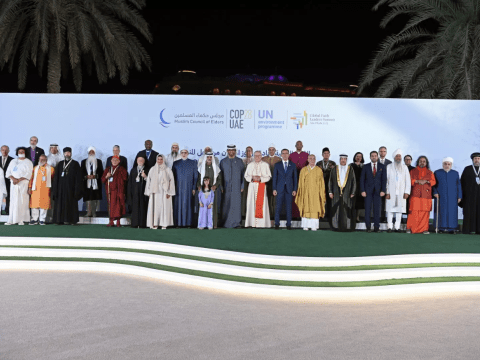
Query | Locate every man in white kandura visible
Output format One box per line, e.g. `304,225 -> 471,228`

244,150 -> 272,228
0,166 -> 7,211
5,147 -> 33,225
47,143 -> 64,168
165,142 -> 182,169
145,154 -> 176,230
385,148 -> 411,232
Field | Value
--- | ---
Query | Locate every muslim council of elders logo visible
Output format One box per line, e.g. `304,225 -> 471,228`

290,111 -> 307,129
159,108 -> 170,128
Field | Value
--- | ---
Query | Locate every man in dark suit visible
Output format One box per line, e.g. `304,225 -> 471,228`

1,145 -> 13,215
404,154 -> 415,171
272,148 -> 298,230
106,145 -> 128,170
25,136 -> 45,167
378,146 -> 391,222
360,150 -> 387,232
135,140 -> 159,169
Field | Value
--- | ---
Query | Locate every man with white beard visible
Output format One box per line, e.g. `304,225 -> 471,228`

47,144 -> 64,167
198,146 -> 220,168
165,142 -> 182,169
5,147 -> 33,225
385,149 -> 411,232
28,154 -> 55,225
81,146 -> 104,217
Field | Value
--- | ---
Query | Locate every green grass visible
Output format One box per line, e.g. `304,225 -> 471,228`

1,224 -> 479,257
2,256 -> 480,287
2,245 -> 480,271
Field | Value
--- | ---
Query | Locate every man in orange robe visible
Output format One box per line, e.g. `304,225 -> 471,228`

407,156 -> 436,234
28,154 -> 55,225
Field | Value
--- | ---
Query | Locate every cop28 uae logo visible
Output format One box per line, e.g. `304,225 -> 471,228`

159,109 -> 170,128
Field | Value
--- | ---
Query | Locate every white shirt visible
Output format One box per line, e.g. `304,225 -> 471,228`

1,156 -> 6,168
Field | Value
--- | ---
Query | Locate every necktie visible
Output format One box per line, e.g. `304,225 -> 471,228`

284,162 -> 287,172
373,163 -> 376,177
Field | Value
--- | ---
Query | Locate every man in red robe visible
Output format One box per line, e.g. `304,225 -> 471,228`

101,155 -> 128,227
288,140 -> 309,218
407,156 -> 436,234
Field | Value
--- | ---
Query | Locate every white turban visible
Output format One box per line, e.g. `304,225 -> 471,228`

172,142 -> 179,147
392,148 -> 402,158
268,143 -> 276,149
181,146 -> 189,152
87,146 -> 96,154
443,157 -> 453,164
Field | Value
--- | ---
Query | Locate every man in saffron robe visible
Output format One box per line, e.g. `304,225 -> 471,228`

329,154 -> 357,232
262,144 -> 281,224
28,155 -> 55,225
296,154 -> 325,231
289,140 -> 309,219
433,157 -> 462,234
101,155 -> 128,227
407,156 -> 436,234
460,152 -> 480,234
245,150 -> 272,228
220,144 -> 244,228
172,147 -> 198,227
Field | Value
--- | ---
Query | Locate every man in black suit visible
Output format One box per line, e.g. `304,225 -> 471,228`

106,145 -> 128,170
135,140 -> 159,169
404,154 -> 415,171
25,136 -> 45,167
360,150 -> 387,232
1,145 -> 13,215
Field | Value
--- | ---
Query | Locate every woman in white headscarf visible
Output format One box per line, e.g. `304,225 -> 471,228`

145,154 -> 176,229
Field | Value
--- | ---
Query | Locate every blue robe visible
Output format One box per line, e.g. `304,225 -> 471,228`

172,159 -> 198,226
220,156 -> 245,228
433,169 -> 462,231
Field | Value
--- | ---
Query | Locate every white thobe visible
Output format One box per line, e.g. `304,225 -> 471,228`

386,163 -> 411,213
0,167 -> 7,207
145,167 -> 176,228
244,161 -> 272,228
5,158 -> 33,224
47,153 -> 64,167
165,153 -> 182,169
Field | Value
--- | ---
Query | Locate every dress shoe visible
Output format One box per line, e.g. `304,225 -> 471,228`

287,226 -> 292,230
374,228 -> 380,233
275,225 -> 280,230
366,229 -> 371,233
387,228 -> 392,233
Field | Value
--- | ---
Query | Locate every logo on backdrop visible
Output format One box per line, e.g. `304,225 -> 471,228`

159,108 -> 170,128
290,111 -> 308,129
228,109 -> 253,129
290,111 -> 335,129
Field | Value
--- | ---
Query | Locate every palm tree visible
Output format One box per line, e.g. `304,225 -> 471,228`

358,0 -> 480,99
0,0 -> 152,93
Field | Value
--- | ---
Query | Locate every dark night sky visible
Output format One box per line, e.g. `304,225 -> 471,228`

0,1 -> 399,93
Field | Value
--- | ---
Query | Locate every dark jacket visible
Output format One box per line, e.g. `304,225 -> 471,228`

360,162 -> 387,194
25,147 -> 45,167
272,160 -> 298,194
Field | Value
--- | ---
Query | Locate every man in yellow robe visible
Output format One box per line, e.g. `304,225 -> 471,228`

28,155 -> 55,225
295,154 -> 326,231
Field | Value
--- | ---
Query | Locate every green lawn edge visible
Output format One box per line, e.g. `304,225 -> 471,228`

2,245 -> 480,271
2,256 -> 480,287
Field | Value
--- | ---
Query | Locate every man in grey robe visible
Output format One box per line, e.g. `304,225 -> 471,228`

219,145 -> 244,228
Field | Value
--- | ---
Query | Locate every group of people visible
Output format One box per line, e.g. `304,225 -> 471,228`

1,137 -> 479,235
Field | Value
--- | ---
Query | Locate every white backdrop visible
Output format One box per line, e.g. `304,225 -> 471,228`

1,93 -> 479,216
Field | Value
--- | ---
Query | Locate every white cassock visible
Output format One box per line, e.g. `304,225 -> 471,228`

244,161 -> 272,228
165,153 -> 182,169
5,158 -> 33,224
145,164 -> 176,228
386,163 -> 411,213
0,167 -> 7,207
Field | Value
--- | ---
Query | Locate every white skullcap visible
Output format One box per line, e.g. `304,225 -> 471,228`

87,146 -> 96,154
172,142 -> 179,147
392,148 -> 402,158
268,143 -> 276,149
181,146 -> 189,152
443,157 -> 453,164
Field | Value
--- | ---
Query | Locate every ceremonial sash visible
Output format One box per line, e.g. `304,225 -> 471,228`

255,182 -> 266,218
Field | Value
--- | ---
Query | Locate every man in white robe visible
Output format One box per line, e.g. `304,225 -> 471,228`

5,147 -> 33,225
386,148 -> 411,232
0,167 -> 7,211
165,142 -> 182,169
145,154 -> 176,229
47,144 -> 64,168
244,151 -> 272,228
198,146 -> 220,169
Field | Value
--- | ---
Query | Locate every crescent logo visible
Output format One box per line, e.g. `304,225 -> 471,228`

159,109 -> 170,128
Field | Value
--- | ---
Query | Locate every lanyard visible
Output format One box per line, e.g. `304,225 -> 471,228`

322,161 -> 328,171
474,166 -> 480,178
63,159 -> 73,172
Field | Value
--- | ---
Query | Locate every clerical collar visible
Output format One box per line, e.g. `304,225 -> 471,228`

269,155 -> 275,158
296,151 -> 302,154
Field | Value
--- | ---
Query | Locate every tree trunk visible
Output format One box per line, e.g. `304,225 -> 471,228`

47,33 -> 61,93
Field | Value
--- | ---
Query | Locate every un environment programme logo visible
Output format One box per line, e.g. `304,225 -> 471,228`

290,111 -> 308,130
229,109 -> 285,130
159,109 -> 170,128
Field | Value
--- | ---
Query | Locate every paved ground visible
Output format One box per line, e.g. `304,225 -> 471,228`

1,271 -> 480,360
